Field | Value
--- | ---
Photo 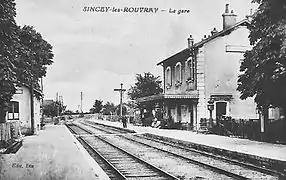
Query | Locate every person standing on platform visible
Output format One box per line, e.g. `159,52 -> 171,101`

122,115 -> 127,128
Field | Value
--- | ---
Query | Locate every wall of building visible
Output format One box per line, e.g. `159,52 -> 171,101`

8,86 -> 41,134
163,60 -> 198,126
163,59 -> 196,95
203,26 -> 258,119
196,46 -> 207,128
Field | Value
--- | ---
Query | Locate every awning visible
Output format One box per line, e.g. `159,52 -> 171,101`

136,91 -> 199,103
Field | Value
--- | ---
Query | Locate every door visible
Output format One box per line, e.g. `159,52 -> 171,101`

216,102 -> 227,119
189,105 -> 193,124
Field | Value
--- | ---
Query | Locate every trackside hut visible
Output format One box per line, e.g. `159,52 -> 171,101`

4,84 -> 42,135
138,4 -> 281,130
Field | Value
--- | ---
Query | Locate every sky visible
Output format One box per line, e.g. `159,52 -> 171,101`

15,0 -> 257,112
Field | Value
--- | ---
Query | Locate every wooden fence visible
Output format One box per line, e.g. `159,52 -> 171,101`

208,117 -> 286,144
83,113 -> 140,124
0,121 -> 20,141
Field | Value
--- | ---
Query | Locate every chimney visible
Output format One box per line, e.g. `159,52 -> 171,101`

211,27 -> 218,35
222,4 -> 237,29
187,35 -> 194,48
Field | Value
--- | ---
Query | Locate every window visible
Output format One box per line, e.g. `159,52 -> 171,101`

175,62 -> 182,85
7,101 -> 19,120
186,57 -> 195,82
165,66 -> 172,88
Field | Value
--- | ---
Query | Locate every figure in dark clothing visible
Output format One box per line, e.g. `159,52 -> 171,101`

122,116 -> 127,128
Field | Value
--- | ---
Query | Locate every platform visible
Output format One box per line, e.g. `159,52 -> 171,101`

0,125 -> 109,180
86,118 -> 286,171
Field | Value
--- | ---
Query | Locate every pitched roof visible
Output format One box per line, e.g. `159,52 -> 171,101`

157,19 -> 251,66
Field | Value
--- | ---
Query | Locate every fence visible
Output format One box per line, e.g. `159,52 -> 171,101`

83,113 -> 140,124
208,117 -> 286,144
0,121 -> 20,142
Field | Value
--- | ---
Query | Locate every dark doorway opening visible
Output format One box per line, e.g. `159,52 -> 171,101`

216,102 -> 227,119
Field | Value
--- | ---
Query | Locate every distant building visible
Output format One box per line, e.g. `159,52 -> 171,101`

137,4 -> 280,130
5,84 -> 42,135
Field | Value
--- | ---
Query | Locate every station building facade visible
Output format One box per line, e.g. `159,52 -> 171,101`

137,4 -> 282,130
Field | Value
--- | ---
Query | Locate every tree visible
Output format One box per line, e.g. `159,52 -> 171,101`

16,25 -> 53,87
102,101 -> 116,115
90,99 -> 103,113
128,72 -> 163,100
237,0 -> 286,113
0,0 -> 19,122
0,2 -> 54,123
128,72 -> 163,124
124,100 -> 137,115
42,100 -> 65,118
128,72 -> 163,111
116,104 -> 127,116
42,101 -> 57,117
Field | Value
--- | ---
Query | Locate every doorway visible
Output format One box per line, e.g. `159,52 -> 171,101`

189,105 -> 193,127
216,102 -> 227,119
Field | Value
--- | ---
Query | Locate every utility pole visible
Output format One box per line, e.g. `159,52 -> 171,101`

30,80 -> 35,134
30,61 -> 35,134
80,92 -> 83,113
59,95 -> 63,115
40,77 -> 44,129
56,92 -> 59,117
80,92 -> 84,117
114,83 -> 126,117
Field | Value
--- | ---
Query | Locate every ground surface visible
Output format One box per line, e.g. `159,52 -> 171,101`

90,119 -> 286,162
0,125 -> 105,180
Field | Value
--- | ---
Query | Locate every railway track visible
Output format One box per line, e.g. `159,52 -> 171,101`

67,122 -> 178,179
65,123 -> 92,134
81,120 -> 133,134
80,136 -> 179,180
118,134 -> 283,179
136,134 -> 286,178
67,121 -> 283,179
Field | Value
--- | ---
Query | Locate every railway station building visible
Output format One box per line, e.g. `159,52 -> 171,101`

0,84 -> 42,141
137,4 -> 282,131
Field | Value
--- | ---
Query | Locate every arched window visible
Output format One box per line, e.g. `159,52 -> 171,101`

165,66 -> 171,88
8,101 -> 19,120
186,57 -> 195,82
175,62 -> 182,84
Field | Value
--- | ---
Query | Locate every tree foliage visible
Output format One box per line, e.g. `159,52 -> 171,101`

16,25 -> 54,86
124,100 -> 137,113
115,104 -> 127,116
237,0 -> 286,110
42,101 -> 65,117
90,99 -> 103,113
0,0 -> 19,111
102,101 -> 116,115
0,1 -> 54,122
128,72 -> 163,100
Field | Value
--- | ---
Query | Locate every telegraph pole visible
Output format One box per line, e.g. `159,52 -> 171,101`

114,83 -> 126,117
80,92 -> 83,117
30,80 -> 34,134
56,92 -> 59,116
59,95 -> 63,115
40,77 -> 44,129
80,92 -> 83,113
